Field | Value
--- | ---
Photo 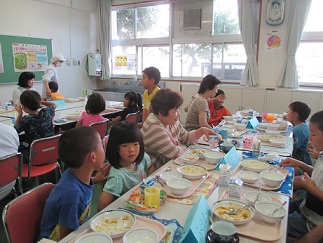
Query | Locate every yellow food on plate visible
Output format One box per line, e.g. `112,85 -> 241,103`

214,203 -> 252,222
178,165 -> 206,176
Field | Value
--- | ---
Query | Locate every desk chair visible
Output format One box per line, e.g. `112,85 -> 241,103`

22,134 -> 62,189
125,111 -> 140,124
0,153 -> 23,199
2,183 -> 54,243
90,119 -> 109,139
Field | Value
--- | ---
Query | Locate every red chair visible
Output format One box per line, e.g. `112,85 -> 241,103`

0,153 -> 23,199
125,111 -> 140,124
90,119 -> 109,139
22,134 -> 62,186
103,134 -> 109,152
2,183 -> 54,243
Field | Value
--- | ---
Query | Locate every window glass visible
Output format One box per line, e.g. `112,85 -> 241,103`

213,0 -> 240,35
111,9 -> 135,40
303,0 -> 323,32
137,5 -> 169,38
141,46 -> 169,77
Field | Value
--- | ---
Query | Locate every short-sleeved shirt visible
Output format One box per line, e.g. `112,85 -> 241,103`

143,86 -> 160,110
208,102 -> 231,126
14,106 -> 55,145
51,92 -> 64,100
12,86 -> 36,105
103,153 -> 151,197
38,168 -> 94,241
185,96 -> 210,131
79,112 -> 107,126
42,64 -> 58,98
292,122 -> 311,165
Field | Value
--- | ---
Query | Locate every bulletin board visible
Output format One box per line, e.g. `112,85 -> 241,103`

0,35 -> 52,84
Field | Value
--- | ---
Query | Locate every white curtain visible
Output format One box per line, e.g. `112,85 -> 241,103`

237,0 -> 260,86
98,0 -> 111,80
277,0 -> 312,88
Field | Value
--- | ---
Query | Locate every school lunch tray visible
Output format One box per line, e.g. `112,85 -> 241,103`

71,214 -> 167,243
210,189 -> 284,242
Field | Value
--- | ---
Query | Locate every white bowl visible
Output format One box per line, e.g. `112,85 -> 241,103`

255,202 -> 286,224
123,228 -> 158,243
75,232 -> 113,243
210,221 -> 237,241
166,178 -> 191,195
241,159 -> 270,172
177,165 -> 207,180
204,151 -> 224,165
238,171 -> 260,184
260,171 -> 284,187
244,191 -> 272,206
241,110 -> 249,116
159,171 -> 182,182
258,123 -> 268,129
234,123 -> 246,131
223,116 -> 233,121
212,199 -> 254,225
270,138 -> 285,146
90,210 -> 136,238
189,148 -> 211,159
266,123 -> 280,130
180,154 -> 199,164
265,130 -> 281,135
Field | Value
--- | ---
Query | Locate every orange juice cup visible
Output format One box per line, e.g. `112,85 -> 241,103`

266,115 -> 275,123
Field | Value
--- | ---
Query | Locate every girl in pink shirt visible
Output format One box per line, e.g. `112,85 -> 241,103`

76,93 -> 107,126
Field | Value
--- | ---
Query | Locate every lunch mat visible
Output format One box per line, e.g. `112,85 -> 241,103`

242,151 -> 294,197
166,174 -> 219,205
120,208 -> 183,243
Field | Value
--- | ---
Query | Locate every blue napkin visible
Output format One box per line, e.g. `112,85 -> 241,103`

241,151 -> 294,197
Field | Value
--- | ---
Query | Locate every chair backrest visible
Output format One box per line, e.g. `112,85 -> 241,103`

90,119 -> 109,139
0,152 -> 23,196
125,111 -> 140,124
29,134 -> 61,166
2,183 -> 55,243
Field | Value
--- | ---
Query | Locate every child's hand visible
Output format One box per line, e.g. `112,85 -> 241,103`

307,143 -> 320,160
300,172 -> 315,190
14,104 -> 22,114
92,163 -> 111,184
279,157 -> 301,168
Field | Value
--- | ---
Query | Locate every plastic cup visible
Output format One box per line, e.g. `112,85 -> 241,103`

266,115 -> 275,123
209,135 -> 218,148
144,186 -> 160,208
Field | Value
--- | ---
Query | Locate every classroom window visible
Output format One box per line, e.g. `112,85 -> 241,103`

213,0 -> 240,35
297,0 -> 323,86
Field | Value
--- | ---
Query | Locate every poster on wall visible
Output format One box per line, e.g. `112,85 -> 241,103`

265,31 -> 282,52
127,54 -> 137,71
0,44 -> 3,73
115,55 -> 127,67
12,43 -> 48,72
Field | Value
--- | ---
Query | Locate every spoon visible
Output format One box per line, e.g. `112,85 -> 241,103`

154,175 -> 165,187
227,205 -> 249,215
165,166 -> 171,172
254,187 -> 261,203
269,201 -> 287,216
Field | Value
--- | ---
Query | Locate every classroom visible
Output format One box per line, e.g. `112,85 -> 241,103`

0,0 -> 323,242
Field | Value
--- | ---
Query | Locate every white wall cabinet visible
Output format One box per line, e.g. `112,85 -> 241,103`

265,90 -> 292,113
291,91 -> 320,118
221,87 -> 243,113
242,88 -> 266,112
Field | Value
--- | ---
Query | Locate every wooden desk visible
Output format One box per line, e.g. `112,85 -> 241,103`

59,156 -> 290,243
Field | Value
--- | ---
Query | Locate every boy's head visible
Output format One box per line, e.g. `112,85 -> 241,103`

142,67 -> 161,89
85,93 -> 106,114
106,121 -> 144,169
309,110 -> 323,152
18,72 -> 35,88
287,101 -> 311,123
212,89 -> 226,108
20,90 -> 41,111
48,82 -> 59,92
58,126 -> 104,169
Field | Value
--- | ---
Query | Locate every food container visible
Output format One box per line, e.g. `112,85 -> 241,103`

218,164 -> 232,187
228,178 -> 243,199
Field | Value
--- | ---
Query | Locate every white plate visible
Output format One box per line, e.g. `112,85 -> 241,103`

212,199 -> 254,225
75,232 -> 112,243
90,209 -> 136,238
241,159 -> 270,172
177,165 -> 207,180
123,228 -> 158,243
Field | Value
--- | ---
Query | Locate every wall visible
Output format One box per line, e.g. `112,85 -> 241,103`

0,0 -> 98,105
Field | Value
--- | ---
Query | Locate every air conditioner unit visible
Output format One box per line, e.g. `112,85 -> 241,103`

183,8 -> 202,30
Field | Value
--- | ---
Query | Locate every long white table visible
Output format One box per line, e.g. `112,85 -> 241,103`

59,153 -> 290,243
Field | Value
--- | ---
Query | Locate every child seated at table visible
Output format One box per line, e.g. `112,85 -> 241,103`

75,93 -> 107,126
48,82 -> 64,100
286,101 -> 311,171
280,110 -> 323,240
97,121 -> 154,212
14,90 -> 57,162
38,126 -> 108,241
208,89 -> 231,127
109,91 -> 142,126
